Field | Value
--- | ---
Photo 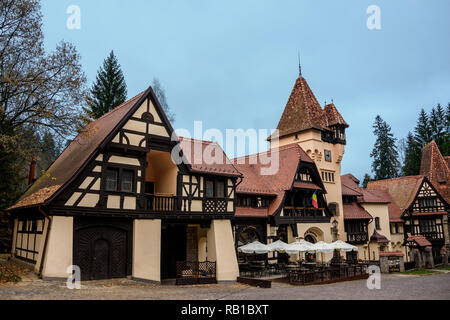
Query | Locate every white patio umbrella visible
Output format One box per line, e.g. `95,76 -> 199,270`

238,241 -> 270,254
266,240 -> 289,252
285,239 -> 315,254
331,240 -> 358,252
312,241 -> 334,253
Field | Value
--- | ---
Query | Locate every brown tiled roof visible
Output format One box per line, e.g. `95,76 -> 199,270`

178,137 -> 242,177
406,235 -> 432,247
379,251 -> 404,257
235,207 -> 268,218
292,182 -> 323,191
341,174 -> 389,203
233,144 -> 323,217
370,230 -> 390,243
367,176 -> 425,211
8,185 -> 61,210
323,103 -> 349,127
269,77 -> 348,140
420,141 -> 449,203
342,184 -> 362,196
343,203 -> 372,220
8,90 -> 149,211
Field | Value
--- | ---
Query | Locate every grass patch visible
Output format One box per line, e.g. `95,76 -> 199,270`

0,254 -> 11,260
401,268 -> 436,275
435,266 -> 450,271
0,265 -> 22,283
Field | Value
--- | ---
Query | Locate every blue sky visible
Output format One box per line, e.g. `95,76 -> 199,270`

41,0 -> 450,181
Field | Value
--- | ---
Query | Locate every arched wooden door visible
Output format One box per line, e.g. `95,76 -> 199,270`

74,218 -> 132,281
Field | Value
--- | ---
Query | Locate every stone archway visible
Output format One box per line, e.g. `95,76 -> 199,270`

304,227 -> 324,242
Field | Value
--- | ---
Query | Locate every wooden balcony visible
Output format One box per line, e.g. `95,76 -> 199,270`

420,231 -> 444,241
283,206 -> 326,217
145,194 -> 176,212
277,206 -> 329,223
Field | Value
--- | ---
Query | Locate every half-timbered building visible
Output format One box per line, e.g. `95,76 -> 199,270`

232,144 -> 332,252
368,175 -> 449,260
8,87 -> 240,282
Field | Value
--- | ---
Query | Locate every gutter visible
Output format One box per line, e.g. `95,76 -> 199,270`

37,207 -> 52,278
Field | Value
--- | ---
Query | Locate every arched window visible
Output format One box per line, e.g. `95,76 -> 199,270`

375,217 -> 381,230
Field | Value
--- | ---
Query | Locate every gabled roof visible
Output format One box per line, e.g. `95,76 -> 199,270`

178,137 -> 242,177
341,173 -> 403,222
341,174 -> 389,203
343,203 -> 372,220
9,90 -> 149,211
269,77 -> 348,140
10,87 -> 241,211
367,176 -> 425,212
420,141 -> 449,203
406,235 -> 432,247
233,144 -> 323,217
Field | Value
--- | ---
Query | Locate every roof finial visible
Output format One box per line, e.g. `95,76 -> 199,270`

298,51 -> 302,78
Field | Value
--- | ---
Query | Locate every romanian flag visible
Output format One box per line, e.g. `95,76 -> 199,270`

311,191 -> 318,209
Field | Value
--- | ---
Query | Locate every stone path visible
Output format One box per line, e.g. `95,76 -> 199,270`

0,271 -> 449,300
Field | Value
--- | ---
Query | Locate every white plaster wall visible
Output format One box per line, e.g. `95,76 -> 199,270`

206,220 -> 239,281
133,219 -> 161,282
41,216 -> 73,279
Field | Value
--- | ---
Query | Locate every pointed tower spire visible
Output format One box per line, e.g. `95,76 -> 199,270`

298,52 -> 303,78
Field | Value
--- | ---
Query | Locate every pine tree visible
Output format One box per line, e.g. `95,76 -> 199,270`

402,132 -> 421,176
414,109 -> 432,148
152,78 -> 175,123
370,115 -> 400,180
362,174 -> 371,188
87,51 -> 128,119
429,104 -> 446,151
442,103 -> 450,156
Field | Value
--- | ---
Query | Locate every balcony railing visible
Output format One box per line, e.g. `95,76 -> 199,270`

145,194 -> 176,212
283,206 -> 326,217
203,198 -> 227,214
347,232 -> 369,244
420,231 -> 444,241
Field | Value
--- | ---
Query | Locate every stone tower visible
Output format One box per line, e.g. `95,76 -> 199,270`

269,75 -> 349,241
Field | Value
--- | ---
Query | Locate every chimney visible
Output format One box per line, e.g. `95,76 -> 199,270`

28,156 -> 39,185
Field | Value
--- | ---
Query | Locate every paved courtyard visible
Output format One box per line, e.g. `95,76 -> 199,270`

1,268 -> 449,300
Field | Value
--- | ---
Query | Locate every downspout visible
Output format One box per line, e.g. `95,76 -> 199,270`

367,217 -> 373,261
38,207 -> 52,278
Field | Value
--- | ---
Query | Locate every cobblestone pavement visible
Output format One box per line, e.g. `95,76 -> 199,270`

0,271 -> 449,300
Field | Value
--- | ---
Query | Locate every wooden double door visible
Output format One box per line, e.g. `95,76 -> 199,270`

74,218 -> 132,281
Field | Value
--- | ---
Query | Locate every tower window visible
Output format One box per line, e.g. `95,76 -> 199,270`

325,150 -> 332,162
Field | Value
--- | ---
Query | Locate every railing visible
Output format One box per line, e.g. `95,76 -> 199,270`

347,232 -> 369,244
145,194 -> 176,212
176,261 -> 217,285
203,198 -> 227,214
420,231 -> 444,240
283,207 -> 325,217
288,264 -> 368,285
